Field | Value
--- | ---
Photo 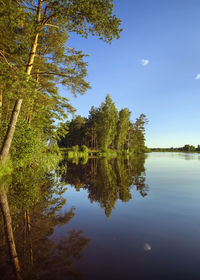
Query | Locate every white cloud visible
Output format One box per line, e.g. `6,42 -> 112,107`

195,73 -> 200,80
140,59 -> 149,66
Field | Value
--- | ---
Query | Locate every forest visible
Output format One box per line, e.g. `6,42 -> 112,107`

58,94 -> 148,155
0,0 -> 122,173
1,1 -> 197,280
151,145 -> 200,153
0,1 -> 124,278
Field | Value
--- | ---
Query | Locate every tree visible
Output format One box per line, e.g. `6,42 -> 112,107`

84,106 -> 99,149
59,115 -> 86,147
182,144 -> 196,152
0,0 -> 122,165
196,145 -> 200,151
129,114 -> 148,153
58,96 -> 148,154
95,94 -> 118,150
115,108 -> 131,150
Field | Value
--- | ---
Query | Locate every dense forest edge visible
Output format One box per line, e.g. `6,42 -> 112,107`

0,1 -> 147,277
0,0 -> 198,278
57,94 -> 149,160
0,0 -> 123,176
0,0 -> 124,278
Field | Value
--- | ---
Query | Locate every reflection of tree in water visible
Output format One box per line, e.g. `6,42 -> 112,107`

61,155 -> 148,217
0,166 -> 89,280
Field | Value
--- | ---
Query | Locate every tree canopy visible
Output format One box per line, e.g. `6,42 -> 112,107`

58,94 -> 148,153
0,0 -> 122,167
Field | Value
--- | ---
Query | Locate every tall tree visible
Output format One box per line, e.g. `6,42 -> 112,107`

0,0 -> 122,164
115,108 -> 131,150
96,94 -> 118,150
129,114 -> 148,153
59,115 -> 86,147
84,106 -> 99,149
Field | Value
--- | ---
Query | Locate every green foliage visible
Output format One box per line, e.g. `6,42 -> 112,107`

0,0 -> 122,169
66,150 -> 74,158
72,145 -> 79,153
59,116 -> 86,147
129,114 -> 148,154
151,144 -> 200,153
196,145 -> 200,152
115,108 -> 131,150
0,160 -> 90,279
97,148 -> 117,159
0,159 -> 12,179
34,148 -> 63,172
182,144 -> 196,152
80,154 -> 89,165
81,145 -> 89,153
58,95 -> 148,154
56,122 -> 69,142
65,145 -> 89,165
0,2 -> 123,277
60,155 -> 148,217
96,94 -> 118,149
11,118 -> 44,167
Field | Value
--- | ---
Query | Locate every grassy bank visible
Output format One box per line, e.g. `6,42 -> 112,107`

60,145 -> 149,162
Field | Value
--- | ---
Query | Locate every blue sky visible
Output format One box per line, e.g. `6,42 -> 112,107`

61,0 -> 200,148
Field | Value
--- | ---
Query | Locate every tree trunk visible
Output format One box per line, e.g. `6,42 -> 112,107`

25,33 -> 40,75
5,99 -> 10,122
0,89 -> 2,125
25,0 -> 43,75
0,0 -> 43,164
0,99 -> 23,164
24,210 -> 33,266
0,186 -> 22,280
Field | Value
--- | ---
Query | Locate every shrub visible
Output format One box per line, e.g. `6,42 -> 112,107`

81,145 -> 88,153
72,145 -> 79,153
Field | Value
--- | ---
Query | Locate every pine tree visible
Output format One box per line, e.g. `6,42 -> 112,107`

129,114 -> 148,153
0,0 -> 122,164
96,94 -> 118,150
115,108 -> 131,150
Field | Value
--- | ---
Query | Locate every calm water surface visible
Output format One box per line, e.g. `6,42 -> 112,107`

1,152 -> 200,280
54,152 -> 200,280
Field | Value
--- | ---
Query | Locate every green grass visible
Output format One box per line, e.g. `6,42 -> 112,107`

60,146 -> 148,160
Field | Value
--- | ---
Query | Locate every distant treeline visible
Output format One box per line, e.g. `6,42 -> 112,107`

151,144 -> 200,152
58,95 -> 148,153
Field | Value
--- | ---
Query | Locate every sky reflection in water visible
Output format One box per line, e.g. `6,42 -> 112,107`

54,153 -> 200,280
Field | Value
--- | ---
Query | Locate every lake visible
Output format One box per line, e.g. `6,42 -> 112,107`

1,152 -> 200,279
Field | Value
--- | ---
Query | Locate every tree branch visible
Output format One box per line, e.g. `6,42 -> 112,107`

41,13 -> 57,26
31,71 -> 70,77
0,51 -> 12,67
45,23 -> 59,28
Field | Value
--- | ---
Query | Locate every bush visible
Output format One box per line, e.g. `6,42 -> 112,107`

72,145 -> 79,153
80,145 -> 88,153
97,148 -> 117,159
0,159 -> 13,179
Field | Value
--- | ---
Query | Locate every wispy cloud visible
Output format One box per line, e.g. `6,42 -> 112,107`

195,73 -> 200,80
140,59 -> 149,66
